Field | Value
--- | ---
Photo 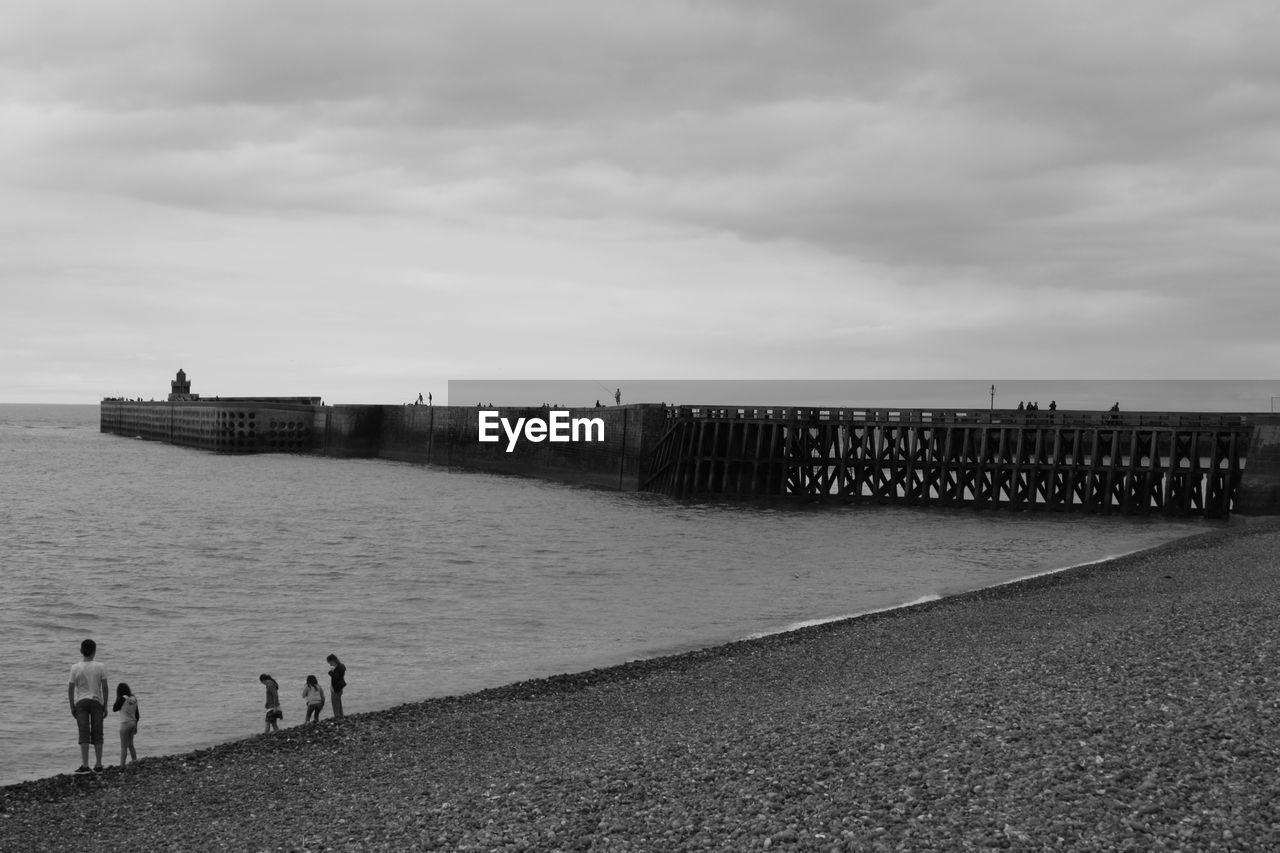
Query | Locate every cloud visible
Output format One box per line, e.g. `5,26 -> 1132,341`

2,1 -> 1278,401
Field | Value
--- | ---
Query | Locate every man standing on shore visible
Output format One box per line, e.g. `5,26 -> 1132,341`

68,638 -> 109,773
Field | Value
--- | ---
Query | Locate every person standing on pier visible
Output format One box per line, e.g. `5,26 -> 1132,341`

68,638 -> 109,773
614,388 -> 621,406
326,654 -> 346,719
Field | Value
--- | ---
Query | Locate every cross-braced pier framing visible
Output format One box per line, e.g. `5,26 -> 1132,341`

640,407 -> 1260,517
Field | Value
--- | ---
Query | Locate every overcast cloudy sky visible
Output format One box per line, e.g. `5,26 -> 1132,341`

3,1 -> 1277,403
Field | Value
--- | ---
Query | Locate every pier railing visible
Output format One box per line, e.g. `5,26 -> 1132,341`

662,406 -> 1255,430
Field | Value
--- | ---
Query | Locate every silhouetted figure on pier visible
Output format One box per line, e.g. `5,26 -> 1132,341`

428,393 -> 432,406
614,388 -> 621,406
1110,402 -> 1120,412
417,393 -> 423,405
1049,401 -> 1057,411
1017,402 -> 1025,411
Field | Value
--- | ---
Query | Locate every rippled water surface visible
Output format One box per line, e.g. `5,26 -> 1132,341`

0,404 -> 1216,785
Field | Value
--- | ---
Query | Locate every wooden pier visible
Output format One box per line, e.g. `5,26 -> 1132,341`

640,407 -> 1266,517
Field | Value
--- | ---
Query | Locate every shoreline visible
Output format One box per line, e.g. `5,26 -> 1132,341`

742,547 -> 1150,641
0,521 -> 1206,791
4,518 -> 1279,850
2,526 -> 1207,790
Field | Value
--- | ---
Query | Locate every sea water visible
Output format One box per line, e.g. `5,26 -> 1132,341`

0,404 -> 1216,785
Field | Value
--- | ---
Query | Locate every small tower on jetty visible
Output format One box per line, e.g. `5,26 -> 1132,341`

168,368 -> 199,402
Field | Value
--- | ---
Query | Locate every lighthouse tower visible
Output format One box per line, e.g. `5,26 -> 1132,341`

168,368 -> 198,401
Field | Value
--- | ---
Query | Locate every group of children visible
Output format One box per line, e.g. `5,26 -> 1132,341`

68,642 -> 347,776
81,661 -> 337,771
258,653 -> 347,733
89,661 -> 343,770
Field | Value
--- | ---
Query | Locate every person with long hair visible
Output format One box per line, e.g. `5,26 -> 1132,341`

112,682 -> 139,768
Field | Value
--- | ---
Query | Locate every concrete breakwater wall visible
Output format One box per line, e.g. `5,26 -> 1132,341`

100,400 -> 667,490
100,398 -> 319,453
315,404 -> 668,491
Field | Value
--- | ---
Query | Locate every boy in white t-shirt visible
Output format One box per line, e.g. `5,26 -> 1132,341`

68,638 -> 109,773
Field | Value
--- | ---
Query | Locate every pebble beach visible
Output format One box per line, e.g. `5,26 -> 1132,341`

4,520 -> 1279,852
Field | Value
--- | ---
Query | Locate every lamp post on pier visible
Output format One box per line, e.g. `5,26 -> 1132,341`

990,384 -> 995,412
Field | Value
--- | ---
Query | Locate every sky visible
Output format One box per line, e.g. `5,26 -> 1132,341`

3,1 -> 1279,404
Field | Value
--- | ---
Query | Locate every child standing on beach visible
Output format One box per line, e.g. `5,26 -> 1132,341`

260,674 -> 282,733
112,683 -> 139,768
302,675 -> 325,723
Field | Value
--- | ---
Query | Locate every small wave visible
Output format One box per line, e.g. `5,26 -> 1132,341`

889,593 -> 944,610
743,594 -> 945,640
59,611 -> 100,622
739,551 -> 1145,643
981,551 -> 1135,591
26,621 -> 87,633
298,569 -> 350,579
